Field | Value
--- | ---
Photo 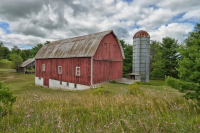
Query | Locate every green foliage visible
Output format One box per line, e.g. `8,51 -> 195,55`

120,39 -> 133,77
127,83 -> 144,96
19,51 -> 27,61
150,40 -> 160,72
11,45 -> 21,55
0,82 -> 16,117
166,22 -> 200,101
92,88 -> 114,95
0,42 -> 10,60
109,80 -> 118,83
151,37 -> 180,79
0,42 -> 3,60
150,51 -> 165,78
30,43 -> 43,58
166,77 -> 199,100
10,54 -> 23,70
0,41 -> 50,63
136,81 -> 151,85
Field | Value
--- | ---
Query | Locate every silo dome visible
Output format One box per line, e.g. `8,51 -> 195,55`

133,30 -> 150,39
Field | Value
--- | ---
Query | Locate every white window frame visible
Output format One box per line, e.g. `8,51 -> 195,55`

42,64 -> 45,71
58,66 -> 62,74
76,66 -> 80,76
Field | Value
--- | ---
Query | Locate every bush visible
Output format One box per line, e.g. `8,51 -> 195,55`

166,76 -> 199,100
128,83 -> 144,96
0,82 -> 16,117
92,88 -> 114,95
109,80 -> 118,83
135,81 -> 151,85
10,54 -> 23,70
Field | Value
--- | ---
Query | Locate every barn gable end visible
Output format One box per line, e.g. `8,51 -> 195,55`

93,32 -> 123,84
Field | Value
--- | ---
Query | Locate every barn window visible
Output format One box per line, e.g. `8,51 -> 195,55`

74,84 -> 77,88
67,82 -> 69,86
58,66 -> 62,74
60,81 -> 62,85
76,67 -> 80,76
42,64 -> 45,71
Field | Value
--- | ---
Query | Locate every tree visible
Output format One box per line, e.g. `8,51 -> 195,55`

44,41 -> 50,45
166,22 -> 200,101
151,37 -> 180,79
30,43 -> 43,57
150,40 -> 160,73
10,54 -> 23,70
28,41 -> 50,58
11,45 -> 21,55
0,82 -> 16,117
120,40 -> 133,77
150,51 -> 165,79
20,51 -> 27,61
0,42 -> 4,60
2,47 -> 10,59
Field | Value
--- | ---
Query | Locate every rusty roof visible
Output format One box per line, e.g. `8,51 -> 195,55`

133,30 -> 150,39
35,30 -> 125,59
20,58 -> 35,67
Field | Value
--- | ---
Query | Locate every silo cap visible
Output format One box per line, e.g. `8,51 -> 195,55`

133,30 -> 150,39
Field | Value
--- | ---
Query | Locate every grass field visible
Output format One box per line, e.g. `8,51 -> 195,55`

0,70 -> 200,132
0,59 -> 14,72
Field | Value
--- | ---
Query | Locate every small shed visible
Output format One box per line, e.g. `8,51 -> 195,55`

126,73 -> 142,81
18,58 -> 35,74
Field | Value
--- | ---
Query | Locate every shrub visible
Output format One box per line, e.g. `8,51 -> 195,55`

0,82 -> 16,117
109,80 -> 118,83
135,81 -> 151,85
127,83 -> 144,96
10,54 -> 23,70
92,88 -> 114,95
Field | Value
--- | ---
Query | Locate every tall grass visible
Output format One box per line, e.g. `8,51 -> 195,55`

0,72 -> 200,132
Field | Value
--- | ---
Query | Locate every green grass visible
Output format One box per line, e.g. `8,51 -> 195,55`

0,59 -> 14,71
0,71 -> 200,133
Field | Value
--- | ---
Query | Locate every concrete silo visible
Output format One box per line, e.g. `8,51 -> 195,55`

132,30 -> 150,82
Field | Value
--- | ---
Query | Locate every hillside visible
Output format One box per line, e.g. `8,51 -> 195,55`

0,59 -> 13,71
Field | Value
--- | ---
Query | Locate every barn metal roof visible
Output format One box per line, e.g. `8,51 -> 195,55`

35,30 -> 125,59
20,58 -> 35,67
133,30 -> 150,39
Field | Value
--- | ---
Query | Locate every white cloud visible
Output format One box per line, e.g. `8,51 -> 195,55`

0,0 -> 199,48
149,23 -> 194,43
181,10 -> 200,21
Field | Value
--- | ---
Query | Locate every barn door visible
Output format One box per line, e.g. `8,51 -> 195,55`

44,78 -> 49,87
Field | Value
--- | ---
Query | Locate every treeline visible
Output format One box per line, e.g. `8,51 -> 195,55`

0,41 -> 50,61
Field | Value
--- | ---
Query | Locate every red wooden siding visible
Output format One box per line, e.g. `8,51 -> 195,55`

93,33 -> 123,60
35,57 -> 91,86
93,33 -> 123,84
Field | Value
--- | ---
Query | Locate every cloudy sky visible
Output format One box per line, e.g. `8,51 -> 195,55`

0,0 -> 199,49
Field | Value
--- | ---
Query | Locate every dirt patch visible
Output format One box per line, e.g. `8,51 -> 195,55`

7,76 -> 15,79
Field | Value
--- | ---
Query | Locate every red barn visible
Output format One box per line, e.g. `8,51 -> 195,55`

35,30 -> 125,90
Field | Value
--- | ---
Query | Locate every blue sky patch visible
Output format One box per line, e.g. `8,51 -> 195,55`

0,21 -> 11,34
19,45 -> 33,49
149,5 -> 159,10
123,0 -> 133,4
